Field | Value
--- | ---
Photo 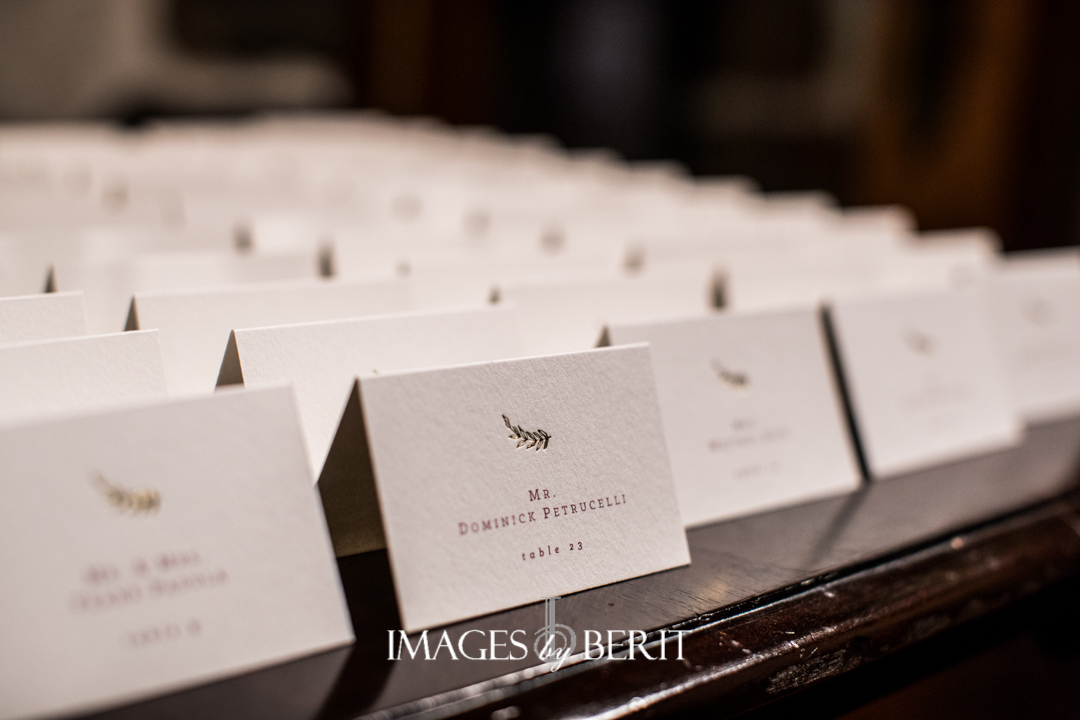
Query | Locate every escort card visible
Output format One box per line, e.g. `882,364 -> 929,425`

78,250 -> 323,335
887,228 -> 999,292
984,256 -> 1080,421
0,387 -> 353,720
336,345 -> 690,631
604,309 -> 861,526
0,330 -> 166,424
497,275 -> 712,355
216,306 -> 524,477
0,291 -> 87,345
827,289 -> 1022,478
128,279 -> 412,395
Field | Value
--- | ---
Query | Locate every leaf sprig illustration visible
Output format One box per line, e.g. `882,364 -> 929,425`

711,359 -> 750,389
1025,298 -> 1054,327
503,414 -> 551,451
93,472 -> 161,515
903,329 -> 937,356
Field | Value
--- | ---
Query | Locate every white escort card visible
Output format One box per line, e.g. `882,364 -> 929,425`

984,254 -> 1080,421
0,233 -> 53,297
827,289 -> 1022,478
74,250 -> 323,335
216,306 -> 524,477
497,275 -> 712,355
330,344 -> 690,631
0,387 -> 353,720
0,291 -> 88,345
0,330 -> 166,423
604,308 -> 861,526
887,228 -> 999,292
128,279 -> 412,395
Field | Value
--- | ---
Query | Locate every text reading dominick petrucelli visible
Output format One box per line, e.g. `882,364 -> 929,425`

458,487 -> 627,536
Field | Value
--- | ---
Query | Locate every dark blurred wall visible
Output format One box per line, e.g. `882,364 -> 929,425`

2,0 -> 1079,250
1008,3 -> 1080,251
853,0 -> 1033,240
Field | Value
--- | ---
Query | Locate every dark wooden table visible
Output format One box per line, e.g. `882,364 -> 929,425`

84,417 -> 1080,720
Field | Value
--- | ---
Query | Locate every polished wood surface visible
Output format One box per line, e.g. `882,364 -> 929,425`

83,418 -> 1080,720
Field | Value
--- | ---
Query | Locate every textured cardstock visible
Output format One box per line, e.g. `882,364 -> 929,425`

0,291 -> 88,345
217,306 -> 524,478
984,257 -> 1080,421
827,289 -> 1022,478
0,330 -> 167,424
605,308 -> 861,526
0,387 -> 353,720
497,275 -> 712,355
128,279 -> 412,395
345,345 -> 689,631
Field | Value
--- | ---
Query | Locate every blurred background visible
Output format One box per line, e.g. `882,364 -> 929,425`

1,0 -> 1076,252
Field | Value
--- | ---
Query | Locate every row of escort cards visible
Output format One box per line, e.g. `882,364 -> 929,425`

3,114 -> 1080,720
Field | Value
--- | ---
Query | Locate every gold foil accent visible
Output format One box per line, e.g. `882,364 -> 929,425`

904,329 -> 937,355
712,359 -> 750,389
93,472 -> 160,515
1025,298 -> 1054,327
503,415 -> 551,450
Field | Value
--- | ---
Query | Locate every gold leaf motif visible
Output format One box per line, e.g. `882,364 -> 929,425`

93,472 -> 160,515
1024,298 -> 1054,327
502,414 -> 551,451
711,359 -> 750,390
904,329 -> 937,355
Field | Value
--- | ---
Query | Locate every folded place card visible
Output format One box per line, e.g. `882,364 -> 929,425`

604,308 -> 861,526
75,250 -> 323,335
827,289 -> 1022,478
128,279 -> 412,395
984,256 -> 1080,421
0,387 -> 353,720
886,229 -> 999,293
0,330 -> 166,424
216,306 -> 524,477
0,234 -> 52,297
497,275 -> 713,355
330,344 -> 690,631
0,291 -> 88,345
722,241 -> 896,311
403,263 -> 609,310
